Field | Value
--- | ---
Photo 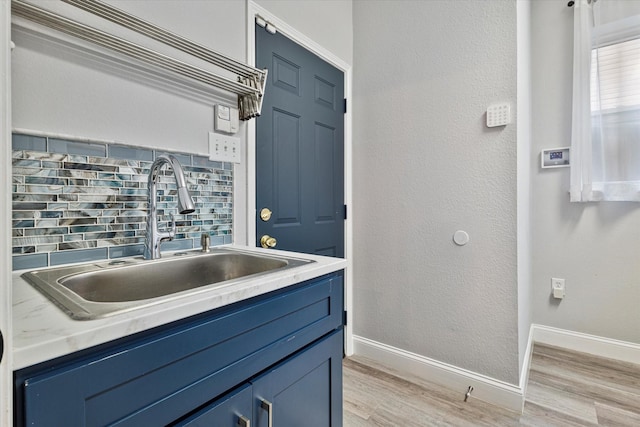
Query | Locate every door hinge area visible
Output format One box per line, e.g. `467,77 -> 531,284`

343,98 -> 347,114
343,310 -> 348,326
343,204 -> 347,220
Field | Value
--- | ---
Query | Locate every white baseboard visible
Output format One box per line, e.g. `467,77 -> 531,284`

531,324 -> 640,365
351,326 -> 639,415
519,323 -> 535,399
352,335 -> 525,413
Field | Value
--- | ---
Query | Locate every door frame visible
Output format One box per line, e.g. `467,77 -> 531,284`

1,1 -> 13,425
245,1 -> 353,355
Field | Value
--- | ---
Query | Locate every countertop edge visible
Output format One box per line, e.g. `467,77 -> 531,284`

12,245 -> 346,370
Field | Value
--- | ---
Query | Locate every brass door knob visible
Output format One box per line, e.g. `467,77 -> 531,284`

260,235 -> 277,249
260,208 -> 272,222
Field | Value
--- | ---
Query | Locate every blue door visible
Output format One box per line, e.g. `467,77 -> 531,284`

256,26 -> 345,258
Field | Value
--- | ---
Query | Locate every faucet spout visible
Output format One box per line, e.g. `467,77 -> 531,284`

144,155 -> 195,260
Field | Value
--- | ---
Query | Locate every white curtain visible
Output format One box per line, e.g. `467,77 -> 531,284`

570,0 -> 640,202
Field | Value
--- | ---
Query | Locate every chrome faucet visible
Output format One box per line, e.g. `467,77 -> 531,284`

144,155 -> 195,260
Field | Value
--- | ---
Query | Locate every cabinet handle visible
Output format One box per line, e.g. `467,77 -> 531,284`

237,415 -> 250,427
260,399 -> 273,427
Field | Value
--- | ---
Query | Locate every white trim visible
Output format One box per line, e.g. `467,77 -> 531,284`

246,1 -> 354,355
519,324 -> 535,403
1,1 -> 13,425
352,336 -> 525,413
593,14 -> 640,47
532,324 -> 640,365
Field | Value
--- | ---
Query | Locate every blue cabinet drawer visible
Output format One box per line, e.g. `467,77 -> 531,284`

17,273 -> 343,427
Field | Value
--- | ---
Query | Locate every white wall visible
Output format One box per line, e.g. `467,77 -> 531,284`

531,0 -> 640,344
253,0 -> 353,66
352,0 -> 520,385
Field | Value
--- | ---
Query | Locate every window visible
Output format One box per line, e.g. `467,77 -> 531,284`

570,0 -> 640,202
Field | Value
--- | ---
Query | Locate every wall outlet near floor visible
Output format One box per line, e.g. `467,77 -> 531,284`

208,132 -> 241,163
551,278 -> 565,299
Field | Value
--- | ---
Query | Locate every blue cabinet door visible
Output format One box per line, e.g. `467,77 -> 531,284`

252,329 -> 343,427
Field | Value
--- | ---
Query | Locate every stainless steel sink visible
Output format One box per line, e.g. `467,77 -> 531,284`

21,248 -> 313,320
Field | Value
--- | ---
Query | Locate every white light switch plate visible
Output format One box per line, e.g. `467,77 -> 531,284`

209,132 -> 241,163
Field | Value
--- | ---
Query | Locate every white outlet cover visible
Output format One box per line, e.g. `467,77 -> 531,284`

551,278 -> 565,299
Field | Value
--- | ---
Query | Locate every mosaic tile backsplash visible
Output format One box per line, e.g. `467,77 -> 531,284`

12,133 -> 233,270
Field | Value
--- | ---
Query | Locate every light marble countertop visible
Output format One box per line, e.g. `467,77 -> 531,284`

12,245 -> 346,371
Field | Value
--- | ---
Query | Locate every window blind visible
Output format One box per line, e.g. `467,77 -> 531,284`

591,36 -> 640,112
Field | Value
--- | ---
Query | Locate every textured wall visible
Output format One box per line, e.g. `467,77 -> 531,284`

530,1 -> 640,344
254,0 -> 353,65
352,0 -> 520,384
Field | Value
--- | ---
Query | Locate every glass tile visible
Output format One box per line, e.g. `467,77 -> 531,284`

155,151 -> 191,166
39,211 -> 63,218
13,253 -> 49,270
36,244 -> 58,253
13,219 -> 34,228
34,219 -> 58,228
109,244 -> 145,259
159,238 -> 193,251
49,138 -> 107,157
50,247 -> 107,265
12,134 -> 47,151
24,227 -> 68,236
13,235 -> 63,246
59,217 -> 97,226
12,194 -> 57,202
12,159 -> 41,168
13,202 -> 47,210
192,156 -> 223,169
109,145 -> 154,161
13,246 -> 35,254
42,161 -> 62,169
70,225 -> 106,233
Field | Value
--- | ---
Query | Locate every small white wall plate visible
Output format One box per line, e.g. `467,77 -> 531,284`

486,103 -> 511,127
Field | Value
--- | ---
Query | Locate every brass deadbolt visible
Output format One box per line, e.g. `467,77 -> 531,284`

260,235 -> 277,249
260,208 -> 272,222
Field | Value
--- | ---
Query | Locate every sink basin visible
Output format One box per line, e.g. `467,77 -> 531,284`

21,248 -> 313,320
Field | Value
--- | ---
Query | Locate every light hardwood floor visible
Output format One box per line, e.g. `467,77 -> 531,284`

343,343 -> 640,426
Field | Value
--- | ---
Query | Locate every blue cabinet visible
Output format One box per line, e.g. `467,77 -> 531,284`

179,329 -> 343,427
14,272 -> 344,426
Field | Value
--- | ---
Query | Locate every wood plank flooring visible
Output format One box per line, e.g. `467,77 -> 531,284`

343,343 -> 640,426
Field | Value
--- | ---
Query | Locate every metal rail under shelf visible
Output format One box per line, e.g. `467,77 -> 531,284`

11,0 -> 266,120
